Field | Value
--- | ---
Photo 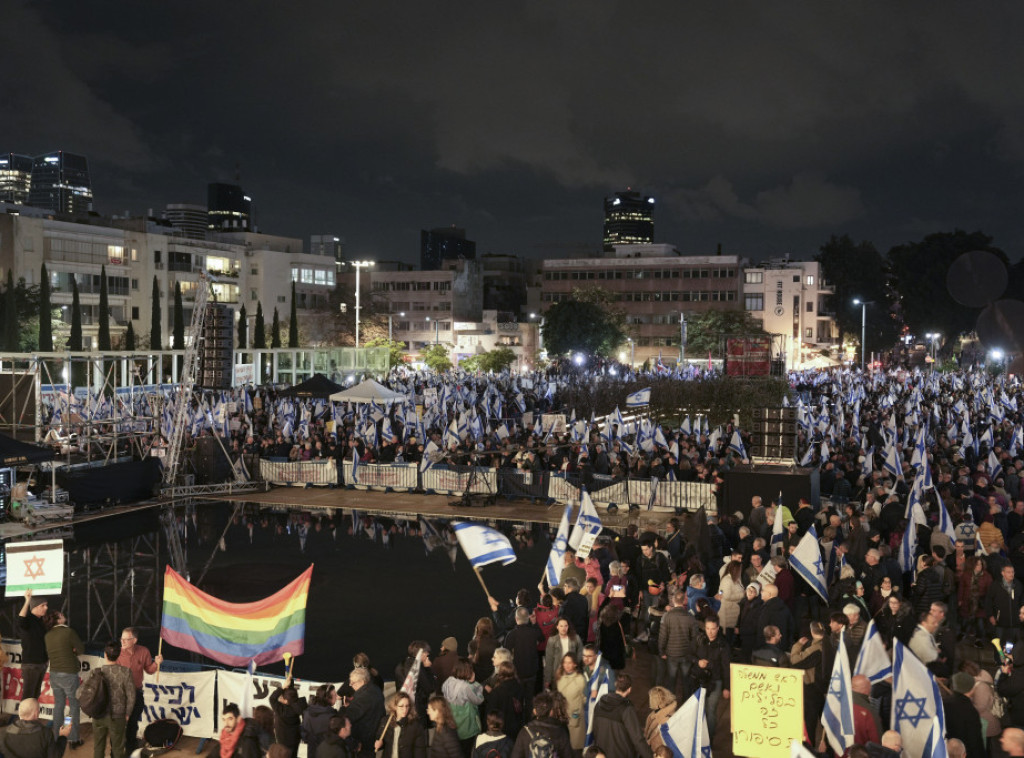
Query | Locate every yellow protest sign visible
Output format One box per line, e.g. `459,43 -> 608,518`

730,663 -> 804,758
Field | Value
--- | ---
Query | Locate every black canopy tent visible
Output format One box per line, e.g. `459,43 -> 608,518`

278,373 -> 345,399
0,432 -> 57,507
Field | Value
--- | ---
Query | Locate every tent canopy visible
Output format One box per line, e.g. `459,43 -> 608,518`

0,432 -> 56,467
279,373 -> 345,399
329,379 -> 408,405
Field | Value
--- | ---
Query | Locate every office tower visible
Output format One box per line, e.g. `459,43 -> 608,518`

0,154 -> 33,204
207,182 -> 252,232
603,190 -> 654,250
165,203 -> 208,240
310,234 -> 345,269
420,225 -> 476,270
29,151 -> 93,214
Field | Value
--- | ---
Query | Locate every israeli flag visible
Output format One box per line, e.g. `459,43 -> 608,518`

625,387 -> 651,408
883,442 -> 902,479
647,477 -> 660,511
568,487 -> 602,551
351,447 -> 360,484
420,440 -> 440,473
660,688 -> 711,758
729,430 -> 747,459
854,620 -> 893,684
545,504 -> 573,587
789,526 -> 828,602
899,499 -> 919,575
891,640 -> 946,758
823,630 -> 856,755
988,450 -> 1003,482
452,522 -> 517,568
770,502 -> 786,557
584,654 -> 613,747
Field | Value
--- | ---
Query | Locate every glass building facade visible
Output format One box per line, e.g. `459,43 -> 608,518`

28,151 -> 93,214
603,190 -> 654,250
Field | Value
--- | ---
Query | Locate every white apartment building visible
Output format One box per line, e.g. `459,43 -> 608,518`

742,257 -> 839,369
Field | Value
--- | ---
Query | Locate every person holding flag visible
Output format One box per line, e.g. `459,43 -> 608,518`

891,639 -> 946,757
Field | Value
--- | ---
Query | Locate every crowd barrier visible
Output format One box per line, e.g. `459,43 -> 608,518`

255,458 -> 717,513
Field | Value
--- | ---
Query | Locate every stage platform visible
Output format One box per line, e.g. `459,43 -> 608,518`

200,485 -> 680,531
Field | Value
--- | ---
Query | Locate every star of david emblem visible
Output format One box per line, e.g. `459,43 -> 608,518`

813,554 -> 824,577
828,671 -> 845,698
701,746 -> 712,758
894,692 -> 929,728
24,556 -> 45,580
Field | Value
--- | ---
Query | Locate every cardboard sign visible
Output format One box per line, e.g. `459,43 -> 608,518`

5,540 -> 64,597
730,664 -> 804,758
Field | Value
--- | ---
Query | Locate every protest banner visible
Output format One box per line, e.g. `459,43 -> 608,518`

730,663 -> 804,758
141,670 -> 217,739
1,641 -> 103,721
5,540 -> 64,597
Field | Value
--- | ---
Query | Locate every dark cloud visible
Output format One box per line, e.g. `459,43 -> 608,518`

6,1 -> 1024,261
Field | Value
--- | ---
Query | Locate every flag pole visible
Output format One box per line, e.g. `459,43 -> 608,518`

472,567 -> 492,600
156,638 -> 163,683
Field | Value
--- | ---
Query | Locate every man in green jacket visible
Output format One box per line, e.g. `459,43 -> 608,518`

44,611 -> 83,748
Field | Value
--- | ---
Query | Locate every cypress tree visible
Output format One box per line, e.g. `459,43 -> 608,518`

173,282 -> 184,349
253,301 -> 266,349
97,264 -> 111,351
150,276 -> 162,349
4,269 -> 16,352
271,307 -> 281,348
124,321 -> 136,350
38,263 -> 53,352
237,304 -> 248,349
70,277 -> 85,387
288,281 -> 299,347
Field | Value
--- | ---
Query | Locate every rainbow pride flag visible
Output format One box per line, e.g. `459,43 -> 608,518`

161,565 -> 312,666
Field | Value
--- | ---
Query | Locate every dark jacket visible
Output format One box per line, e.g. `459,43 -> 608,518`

485,678 -> 526,741
471,735 -> 512,758
559,593 -> 590,643
751,643 -> 789,668
590,692 -> 653,758
395,656 -> 436,728
738,596 -> 764,658
997,665 -> 1024,728
301,702 -> 337,757
942,691 -> 986,758
315,731 -> 352,758
94,664 -> 136,719
509,717 -> 574,758
912,566 -> 945,616
756,596 -> 794,649
985,578 -> 1024,629
270,686 -> 307,751
428,726 -> 463,758
658,606 -> 699,659
504,623 -> 544,680
0,718 -> 65,758
346,683 -> 385,755
688,633 -> 731,687
16,614 -> 48,665
375,715 -> 427,758
235,719 -> 263,758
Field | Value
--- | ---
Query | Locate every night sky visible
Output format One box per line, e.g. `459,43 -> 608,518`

6,2 -> 1024,264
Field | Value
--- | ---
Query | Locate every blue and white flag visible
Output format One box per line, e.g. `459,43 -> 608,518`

855,620 -> 893,684
823,630 -> 855,755
584,655 -> 613,747
545,504 -> 573,588
660,688 -> 711,758
926,716 -> 949,758
350,447 -> 360,484
891,639 -> 946,758
988,450 -> 1003,483
625,387 -> 651,408
770,502 -> 786,557
789,526 -> 828,602
729,430 -> 747,459
899,505 -> 919,575
647,477 -> 660,511
569,487 -> 603,551
452,522 -> 517,568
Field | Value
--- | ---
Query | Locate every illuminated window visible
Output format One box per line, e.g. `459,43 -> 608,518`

108,245 -> 124,264
806,275 -> 815,286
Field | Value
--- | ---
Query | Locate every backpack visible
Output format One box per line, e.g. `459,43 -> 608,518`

523,725 -> 554,758
77,669 -> 110,718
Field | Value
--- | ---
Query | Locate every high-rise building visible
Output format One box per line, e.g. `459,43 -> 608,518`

164,203 -> 208,240
29,151 -> 93,215
207,183 -> 252,232
310,234 -> 345,270
0,153 -> 33,205
603,190 -> 654,250
420,226 -> 476,270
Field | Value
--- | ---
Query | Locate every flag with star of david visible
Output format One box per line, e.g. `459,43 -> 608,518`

788,525 -> 828,602
823,629 -> 855,754
660,687 -> 712,758
892,639 -> 946,758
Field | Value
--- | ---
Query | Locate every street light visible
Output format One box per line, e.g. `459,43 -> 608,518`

627,337 -> 635,367
349,260 -> 374,348
853,298 -> 873,369
388,311 -> 406,342
426,316 -> 439,345
925,332 -> 940,365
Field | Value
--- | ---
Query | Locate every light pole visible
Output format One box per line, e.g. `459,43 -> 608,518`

853,298 -> 872,369
350,260 -> 374,348
628,337 -> 635,367
388,311 -> 405,342
925,332 -> 940,366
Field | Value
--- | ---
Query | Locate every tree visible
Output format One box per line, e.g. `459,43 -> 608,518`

172,282 -> 185,350
684,309 -> 768,357
542,299 -> 626,358
39,263 -> 53,352
888,230 -> 1009,340
363,337 -> 406,368
69,277 -> 86,387
469,346 -> 517,373
3,269 -> 16,351
150,276 -> 162,350
815,234 -> 889,344
124,321 -> 136,350
288,282 -> 299,348
97,264 -> 111,351
271,307 -> 282,348
419,343 -> 452,372
253,301 -> 266,349
237,304 -> 248,349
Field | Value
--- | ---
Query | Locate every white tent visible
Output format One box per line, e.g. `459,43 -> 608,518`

329,379 -> 409,405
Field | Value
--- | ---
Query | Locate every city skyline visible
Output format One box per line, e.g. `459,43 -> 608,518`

6,2 -> 1024,263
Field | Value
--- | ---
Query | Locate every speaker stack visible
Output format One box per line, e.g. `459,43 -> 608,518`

749,407 -> 798,461
198,304 -> 234,390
